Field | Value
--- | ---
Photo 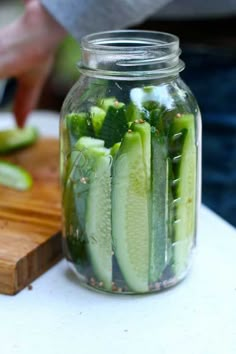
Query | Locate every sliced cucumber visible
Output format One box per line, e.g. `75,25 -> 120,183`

126,103 -> 142,123
148,110 -> 171,283
0,161 -> 33,191
150,107 -> 166,130
64,137 -> 105,259
150,132 -> 169,283
97,97 -> 124,111
66,112 -> 93,146
85,146 -> 112,290
0,127 -> 38,153
67,137 -> 112,289
132,121 -> 151,185
170,114 -> 196,275
110,142 -> 121,158
74,136 -> 104,151
90,106 -> 106,136
112,130 -> 150,293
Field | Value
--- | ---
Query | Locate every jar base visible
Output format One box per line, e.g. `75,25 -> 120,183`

66,258 -> 192,295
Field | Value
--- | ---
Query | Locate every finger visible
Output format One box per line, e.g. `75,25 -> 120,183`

13,59 -> 53,127
13,78 -> 43,128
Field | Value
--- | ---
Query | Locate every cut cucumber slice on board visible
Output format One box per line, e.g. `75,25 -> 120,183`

0,161 -> 33,191
66,137 -> 112,290
170,114 -> 196,275
112,130 -> 150,293
0,126 -> 38,153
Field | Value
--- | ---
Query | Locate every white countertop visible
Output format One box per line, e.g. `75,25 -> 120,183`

0,112 -> 236,354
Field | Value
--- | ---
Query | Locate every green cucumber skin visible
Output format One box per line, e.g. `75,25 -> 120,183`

110,142 -> 121,158
66,113 -> 93,146
100,106 -> 129,148
64,138 -> 105,263
112,131 -> 150,293
90,106 -> 106,137
66,137 -> 112,290
126,103 -> 143,123
63,181 -> 88,266
150,133 -> 169,283
169,114 -> 196,275
85,153 -> 112,290
0,127 -> 38,154
132,121 -> 151,185
97,97 -> 124,111
148,109 -> 172,283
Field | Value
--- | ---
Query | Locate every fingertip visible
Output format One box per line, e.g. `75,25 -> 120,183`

13,101 -> 28,128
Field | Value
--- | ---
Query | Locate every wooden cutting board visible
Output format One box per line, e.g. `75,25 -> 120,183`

0,138 -> 62,295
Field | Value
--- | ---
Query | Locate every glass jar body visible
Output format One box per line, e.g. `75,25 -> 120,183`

60,73 -> 201,294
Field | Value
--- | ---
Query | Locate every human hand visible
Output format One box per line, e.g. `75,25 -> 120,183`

0,0 -> 66,127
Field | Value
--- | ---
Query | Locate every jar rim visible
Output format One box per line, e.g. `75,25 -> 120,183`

79,30 -> 184,80
81,30 -> 179,53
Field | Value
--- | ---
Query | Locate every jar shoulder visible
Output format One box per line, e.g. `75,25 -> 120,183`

61,75 -> 200,118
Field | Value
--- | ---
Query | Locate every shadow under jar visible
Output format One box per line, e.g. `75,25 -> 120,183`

60,30 -> 201,294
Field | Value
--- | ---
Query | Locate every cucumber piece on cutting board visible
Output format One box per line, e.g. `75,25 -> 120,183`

112,129 -> 150,293
0,161 -> 33,191
0,126 -> 38,153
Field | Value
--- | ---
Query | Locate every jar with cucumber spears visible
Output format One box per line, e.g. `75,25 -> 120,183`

60,30 -> 201,294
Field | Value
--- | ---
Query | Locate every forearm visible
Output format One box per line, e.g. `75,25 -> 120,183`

40,0 -> 172,40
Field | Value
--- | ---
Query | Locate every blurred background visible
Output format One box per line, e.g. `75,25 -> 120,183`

0,0 -> 235,226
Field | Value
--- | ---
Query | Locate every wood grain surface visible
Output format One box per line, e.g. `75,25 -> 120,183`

0,138 -> 62,295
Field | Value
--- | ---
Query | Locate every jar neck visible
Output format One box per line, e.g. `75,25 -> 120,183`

78,30 -> 185,80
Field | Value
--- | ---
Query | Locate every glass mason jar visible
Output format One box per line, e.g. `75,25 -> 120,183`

60,30 -> 201,294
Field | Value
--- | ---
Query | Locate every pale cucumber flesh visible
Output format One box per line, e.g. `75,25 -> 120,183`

65,137 -> 112,290
169,114 -> 196,275
150,135 -> 169,283
112,131 -> 150,293
85,148 -> 112,290
0,161 -> 32,191
0,127 -> 38,153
